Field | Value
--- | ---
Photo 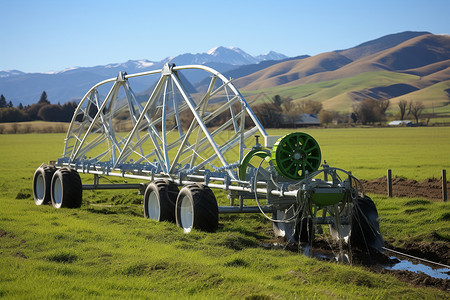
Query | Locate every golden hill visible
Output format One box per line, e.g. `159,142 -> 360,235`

235,33 -> 450,113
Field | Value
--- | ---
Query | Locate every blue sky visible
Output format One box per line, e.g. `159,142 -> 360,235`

1,0 -> 449,73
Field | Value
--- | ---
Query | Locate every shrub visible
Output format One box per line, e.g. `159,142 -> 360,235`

0,108 -> 27,123
38,105 -> 63,122
352,99 -> 385,124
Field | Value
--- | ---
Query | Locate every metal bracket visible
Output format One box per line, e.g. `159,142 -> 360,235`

117,71 -> 128,82
162,63 -> 175,75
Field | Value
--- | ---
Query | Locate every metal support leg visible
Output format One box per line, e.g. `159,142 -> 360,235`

94,174 -> 99,186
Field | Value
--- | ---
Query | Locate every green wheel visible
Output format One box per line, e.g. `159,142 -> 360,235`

238,149 -> 271,181
271,132 -> 321,180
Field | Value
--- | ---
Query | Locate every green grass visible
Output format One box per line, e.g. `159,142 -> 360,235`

372,195 -> 450,245
0,132 -> 449,298
2,199 -> 442,299
267,127 -> 450,181
389,80 -> 450,112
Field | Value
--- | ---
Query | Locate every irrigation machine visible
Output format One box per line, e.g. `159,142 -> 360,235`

32,63 -> 383,260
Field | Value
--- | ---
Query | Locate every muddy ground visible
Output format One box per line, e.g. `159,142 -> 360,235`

358,177 -> 450,291
374,242 -> 449,292
360,177 -> 449,200
264,238 -> 450,292
264,174 -> 450,292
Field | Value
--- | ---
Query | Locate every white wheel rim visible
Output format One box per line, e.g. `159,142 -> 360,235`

35,173 -> 45,202
53,176 -> 63,208
180,195 -> 193,233
147,191 -> 160,221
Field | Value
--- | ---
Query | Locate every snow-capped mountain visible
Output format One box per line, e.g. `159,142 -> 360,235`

0,47 -> 287,105
0,70 -> 25,78
104,60 -> 156,70
167,46 -> 284,66
205,46 -> 259,65
256,51 -> 288,61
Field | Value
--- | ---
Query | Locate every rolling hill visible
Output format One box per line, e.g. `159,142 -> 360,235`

1,31 -> 449,116
336,31 -> 430,60
235,32 -> 450,114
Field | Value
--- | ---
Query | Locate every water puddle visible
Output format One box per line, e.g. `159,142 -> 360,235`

261,242 -> 450,280
261,242 -> 348,262
384,256 -> 450,280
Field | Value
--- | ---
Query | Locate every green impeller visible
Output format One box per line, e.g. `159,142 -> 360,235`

271,132 -> 321,180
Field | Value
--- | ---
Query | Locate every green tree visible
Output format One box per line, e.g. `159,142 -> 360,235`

0,107 -> 27,123
38,91 -> 50,104
38,104 -> 62,121
61,101 -> 77,122
272,95 -> 283,107
24,103 -> 47,120
0,94 -> 7,108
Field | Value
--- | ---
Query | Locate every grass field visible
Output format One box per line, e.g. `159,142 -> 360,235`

268,126 -> 450,181
0,129 -> 449,298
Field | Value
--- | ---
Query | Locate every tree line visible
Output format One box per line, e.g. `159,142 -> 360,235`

0,90 -> 427,126
352,98 -> 425,124
0,92 -> 77,123
251,95 -> 324,128
251,94 -> 426,127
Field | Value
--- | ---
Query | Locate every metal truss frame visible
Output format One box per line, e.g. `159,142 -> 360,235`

61,64 -> 267,181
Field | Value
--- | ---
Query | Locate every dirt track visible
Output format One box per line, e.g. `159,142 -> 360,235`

360,177 -> 449,201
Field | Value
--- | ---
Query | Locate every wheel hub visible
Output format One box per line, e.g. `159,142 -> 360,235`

271,132 -> 321,180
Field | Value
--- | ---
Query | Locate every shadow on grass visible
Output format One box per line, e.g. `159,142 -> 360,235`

404,199 -> 430,206
404,207 -> 427,214
46,252 -> 78,263
224,258 -> 249,267
84,206 -> 142,217
121,261 -> 168,276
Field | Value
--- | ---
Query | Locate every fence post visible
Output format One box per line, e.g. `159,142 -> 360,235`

443,169 -> 447,202
387,169 -> 392,197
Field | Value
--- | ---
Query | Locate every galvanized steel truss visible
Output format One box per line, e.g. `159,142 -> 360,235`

61,64 -> 267,180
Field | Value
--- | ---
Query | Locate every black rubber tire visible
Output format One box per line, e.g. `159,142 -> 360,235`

350,196 -> 384,253
32,164 -> 56,205
175,184 -> 219,233
50,168 -> 82,208
143,179 -> 179,222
